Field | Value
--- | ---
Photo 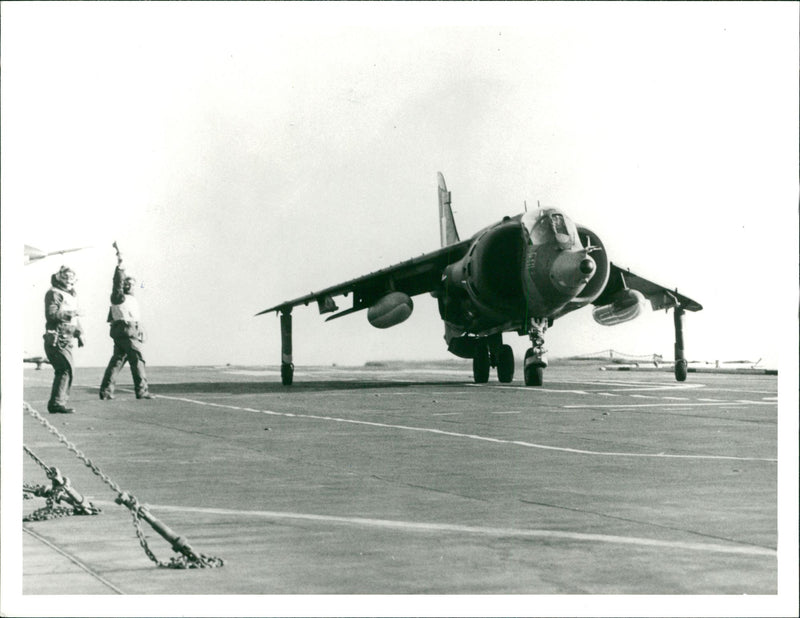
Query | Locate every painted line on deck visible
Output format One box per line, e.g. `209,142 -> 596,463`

474,381 -> 706,396
487,386 -> 592,395
114,501 -> 775,558
155,394 -> 777,462
23,526 -> 125,594
564,401 -> 776,409
607,385 -> 705,392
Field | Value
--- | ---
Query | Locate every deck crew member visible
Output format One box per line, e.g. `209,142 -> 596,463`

44,266 -> 84,414
99,243 -> 153,400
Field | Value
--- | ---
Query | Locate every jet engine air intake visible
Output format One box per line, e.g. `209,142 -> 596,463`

592,288 -> 647,326
461,221 -> 525,309
574,226 -> 610,303
367,291 -> 414,328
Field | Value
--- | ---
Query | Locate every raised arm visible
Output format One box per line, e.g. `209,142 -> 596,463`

110,241 -> 127,304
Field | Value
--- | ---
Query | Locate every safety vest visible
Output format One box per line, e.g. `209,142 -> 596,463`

109,294 -> 141,323
50,287 -> 80,326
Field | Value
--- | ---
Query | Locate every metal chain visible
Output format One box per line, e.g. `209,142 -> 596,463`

23,445 -> 101,520
121,494 -> 223,568
23,445 -> 52,475
23,401 -> 223,569
24,501 -> 75,522
24,402 -> 124,494
127,497 -> 169,567
23,483 -> 74,521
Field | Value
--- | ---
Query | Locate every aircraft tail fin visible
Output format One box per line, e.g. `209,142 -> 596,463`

437,172 -> 460,247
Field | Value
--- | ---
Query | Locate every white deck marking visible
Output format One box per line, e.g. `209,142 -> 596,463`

495,386 -> 591,395
564,401 -> 776,409
23,527 -> 125,594
156,394 -> 777,462
112,501 -> 775,558
608,384 -> 705,392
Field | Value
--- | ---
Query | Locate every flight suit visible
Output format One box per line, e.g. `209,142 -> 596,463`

43,276 -> 83,413
99,264 -> 151,399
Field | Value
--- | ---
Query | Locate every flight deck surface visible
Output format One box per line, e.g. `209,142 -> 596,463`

20,363 -> 778,598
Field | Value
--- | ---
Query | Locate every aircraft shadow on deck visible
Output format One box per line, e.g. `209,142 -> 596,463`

145,379 -> 468,395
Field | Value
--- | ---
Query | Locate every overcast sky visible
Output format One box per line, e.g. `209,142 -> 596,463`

3,2 -> 798,370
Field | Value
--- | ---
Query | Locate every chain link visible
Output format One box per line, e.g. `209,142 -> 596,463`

23,401 -> 224,569
128,499 -> 169,567
23,445 -> 52,475
23,483 -> 75,521
23,446 -> 102,519
24,402 -> 124,494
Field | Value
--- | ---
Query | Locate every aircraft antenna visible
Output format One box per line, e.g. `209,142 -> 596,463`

524,200 -> 528,212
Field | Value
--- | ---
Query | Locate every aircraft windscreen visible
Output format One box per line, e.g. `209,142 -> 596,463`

521,209 -> 547,244
522,209 -> 577,249
551,213 -> 568,236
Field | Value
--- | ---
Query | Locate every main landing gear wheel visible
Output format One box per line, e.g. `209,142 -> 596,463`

496,344 -> 515,383
281,362 -> 294,386
472,342 -> 490,383
524,349 -> 544,386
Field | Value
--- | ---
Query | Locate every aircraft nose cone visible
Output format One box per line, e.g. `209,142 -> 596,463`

549,251 -> 597,293
579,257 -> 596,276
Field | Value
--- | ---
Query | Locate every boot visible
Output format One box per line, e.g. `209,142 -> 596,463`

49,404 -> 75,414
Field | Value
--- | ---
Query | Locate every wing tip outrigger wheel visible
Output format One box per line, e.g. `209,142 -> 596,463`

280,310 -> 294,386
281,362 -> 294,386
673,305 -> 687,382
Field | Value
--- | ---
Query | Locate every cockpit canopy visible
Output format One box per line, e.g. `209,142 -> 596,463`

521,208 -> 578,250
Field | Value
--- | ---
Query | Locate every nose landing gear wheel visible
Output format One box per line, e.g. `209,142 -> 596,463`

524,349 -> 544,386
524,318 -> 548,386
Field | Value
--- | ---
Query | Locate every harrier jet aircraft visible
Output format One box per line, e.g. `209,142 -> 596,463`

258,173 -> 701,386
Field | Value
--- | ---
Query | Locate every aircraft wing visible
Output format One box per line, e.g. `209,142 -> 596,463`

24,356 -> 49,369
596,262 -> 703,312
257,239 -> 472,318
24,245 -> 90,264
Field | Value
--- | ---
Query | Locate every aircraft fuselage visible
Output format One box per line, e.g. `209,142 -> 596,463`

437,208 -> 609,346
